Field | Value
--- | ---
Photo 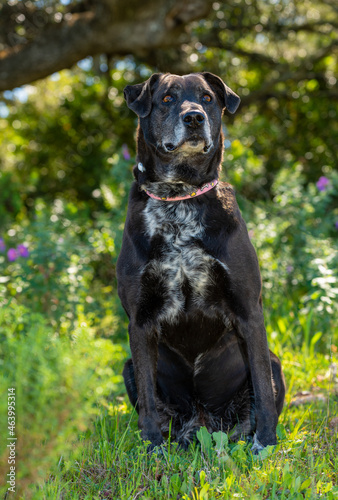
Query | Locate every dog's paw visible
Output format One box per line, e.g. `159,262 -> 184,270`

177,437 -> 192,451
146,442 -> 165,456
144,431 -> 165,455
251,433 -> 265,454
251,433 -> 276,458
141,418 -> 164,450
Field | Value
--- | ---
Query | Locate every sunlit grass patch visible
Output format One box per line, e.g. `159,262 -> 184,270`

38,349 -> 337,500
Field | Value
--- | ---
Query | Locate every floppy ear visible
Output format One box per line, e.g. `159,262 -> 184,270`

123,73 -> 162,118
201,72 -> 240,114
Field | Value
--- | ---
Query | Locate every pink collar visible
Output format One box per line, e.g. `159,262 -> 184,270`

144,179 -> 218,201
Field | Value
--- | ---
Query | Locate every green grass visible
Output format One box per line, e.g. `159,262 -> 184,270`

25,350 -> 337,500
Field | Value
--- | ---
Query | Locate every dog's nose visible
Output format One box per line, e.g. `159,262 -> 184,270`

183,111 -> 205,128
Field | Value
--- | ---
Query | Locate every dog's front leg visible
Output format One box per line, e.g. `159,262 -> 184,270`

236,309 -> 278,449
129,321 -> 163,449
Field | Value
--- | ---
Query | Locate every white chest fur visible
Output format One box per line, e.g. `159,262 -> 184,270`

142,199 -> 228,324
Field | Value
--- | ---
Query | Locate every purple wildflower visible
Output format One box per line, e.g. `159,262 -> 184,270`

122,144 -> 131,161
316,176 -> 330,192
335,221 -> 338,230
286,265 -> 294,274
0,238 -> 5,252
17,244 -> 29,258
7,248 -> 18,262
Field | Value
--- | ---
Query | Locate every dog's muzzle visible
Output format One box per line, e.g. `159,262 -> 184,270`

163,107 -> 213,154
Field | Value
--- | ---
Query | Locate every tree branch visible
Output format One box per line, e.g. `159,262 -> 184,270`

199,32 -> 338,71
0,10 -> 101,91
220,19 -> 338,35
199,33 -> 280,67
241,71 -> 336,107
0,0 -> 213,91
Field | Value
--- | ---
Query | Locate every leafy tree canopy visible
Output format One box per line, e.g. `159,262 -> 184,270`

0,0 -> 336,195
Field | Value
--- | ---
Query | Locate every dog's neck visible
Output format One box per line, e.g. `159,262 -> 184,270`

134,126 -> 224,199
142,177 -> 218,201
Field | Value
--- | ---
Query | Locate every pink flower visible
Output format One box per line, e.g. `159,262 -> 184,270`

0,238 -> 5,252
7,248 -> 18,262
17,244 -> 29,258
122,144 -> 131,160
316,176 -> 330,192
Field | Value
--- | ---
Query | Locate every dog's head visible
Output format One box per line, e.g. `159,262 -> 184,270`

124,73 -> 240,185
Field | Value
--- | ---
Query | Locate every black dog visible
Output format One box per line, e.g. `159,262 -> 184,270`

117,72 -> 285,452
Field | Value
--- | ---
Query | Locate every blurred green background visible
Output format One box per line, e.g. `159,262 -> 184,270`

0,0 -> 337,495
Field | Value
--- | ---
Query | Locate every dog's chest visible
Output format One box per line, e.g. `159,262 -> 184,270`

143,201 -> 220,323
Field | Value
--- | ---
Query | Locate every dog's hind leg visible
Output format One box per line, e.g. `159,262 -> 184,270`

156,343 -> 194,412
270,351 -> 286,416
193,330 -> 250,412
194,331 -> 285,441
123,359 -> 139,411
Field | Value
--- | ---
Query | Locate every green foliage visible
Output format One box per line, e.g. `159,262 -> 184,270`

0,11 -> 337,496
30,363 -> 337,499
0,150 -> 132,337
0,302 -> 125,497
0,70 -> 137,209
234,163 -> 338,351
0,172 -> 24,226
191,0 -> 338,187
0,66 -> 336,348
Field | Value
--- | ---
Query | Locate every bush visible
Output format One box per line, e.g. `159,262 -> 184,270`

0,153 -> 131,337
238,164 -> 338,351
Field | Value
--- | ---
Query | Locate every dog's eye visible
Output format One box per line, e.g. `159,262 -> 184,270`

163,95 -> 174,103
202,94 -> 212,102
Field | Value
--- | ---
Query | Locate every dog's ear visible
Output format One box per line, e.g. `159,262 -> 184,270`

124,74 -> 162,118
201,72 -> 240,114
